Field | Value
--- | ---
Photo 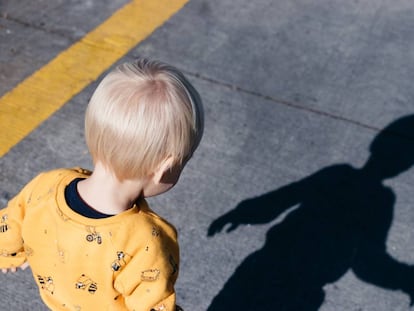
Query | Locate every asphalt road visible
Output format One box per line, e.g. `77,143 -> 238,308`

1,0 -> 414,310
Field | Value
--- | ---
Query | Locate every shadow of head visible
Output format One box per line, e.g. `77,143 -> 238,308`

366,114 -> 414,179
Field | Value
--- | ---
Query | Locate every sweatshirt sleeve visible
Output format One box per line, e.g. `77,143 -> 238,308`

114,222 -> 180,311
0,174 -> 42,268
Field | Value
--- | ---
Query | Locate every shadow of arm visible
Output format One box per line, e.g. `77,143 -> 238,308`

208,179 -> 304,236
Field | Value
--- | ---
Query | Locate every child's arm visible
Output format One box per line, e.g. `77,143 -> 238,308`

0,174 -> 42,272
114,233 -> 179,311
115,256 -> 178,311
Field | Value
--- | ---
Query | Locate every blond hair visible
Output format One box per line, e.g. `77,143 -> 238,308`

85,58 -> 203,180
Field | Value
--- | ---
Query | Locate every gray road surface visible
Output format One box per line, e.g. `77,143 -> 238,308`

1,0 -> 414,310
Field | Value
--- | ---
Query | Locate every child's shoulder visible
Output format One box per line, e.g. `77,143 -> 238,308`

135,200 -> 178,241
39,167 -> 91,177
33,167 -> 91,182
24,167 -> 91,192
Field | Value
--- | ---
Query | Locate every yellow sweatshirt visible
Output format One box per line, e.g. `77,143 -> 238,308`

0,168 -> 179,311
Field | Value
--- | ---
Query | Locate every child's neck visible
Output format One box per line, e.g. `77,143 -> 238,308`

77,163 -> 147,215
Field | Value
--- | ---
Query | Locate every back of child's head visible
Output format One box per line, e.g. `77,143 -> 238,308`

85,58 -> 203,180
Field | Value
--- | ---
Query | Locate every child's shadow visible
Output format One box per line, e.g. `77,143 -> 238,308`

208,115 -> 414,311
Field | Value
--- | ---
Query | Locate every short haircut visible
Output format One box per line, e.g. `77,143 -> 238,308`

84,58 -> 203,180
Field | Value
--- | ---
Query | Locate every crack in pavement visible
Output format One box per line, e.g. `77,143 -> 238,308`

183,70 -> 386,133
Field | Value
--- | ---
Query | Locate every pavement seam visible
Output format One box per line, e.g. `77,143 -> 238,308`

184,70 -> 387,133
1,14 -> 76,41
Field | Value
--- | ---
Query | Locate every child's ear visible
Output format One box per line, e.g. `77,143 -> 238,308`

153,156 -> 176,184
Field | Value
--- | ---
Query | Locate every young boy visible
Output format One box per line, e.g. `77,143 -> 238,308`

0,58 -> 203,311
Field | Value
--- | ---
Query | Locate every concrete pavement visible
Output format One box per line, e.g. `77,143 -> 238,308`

1,0 -> 414,310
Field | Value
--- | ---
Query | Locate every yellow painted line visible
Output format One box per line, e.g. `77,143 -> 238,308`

0,0 -> 188,157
